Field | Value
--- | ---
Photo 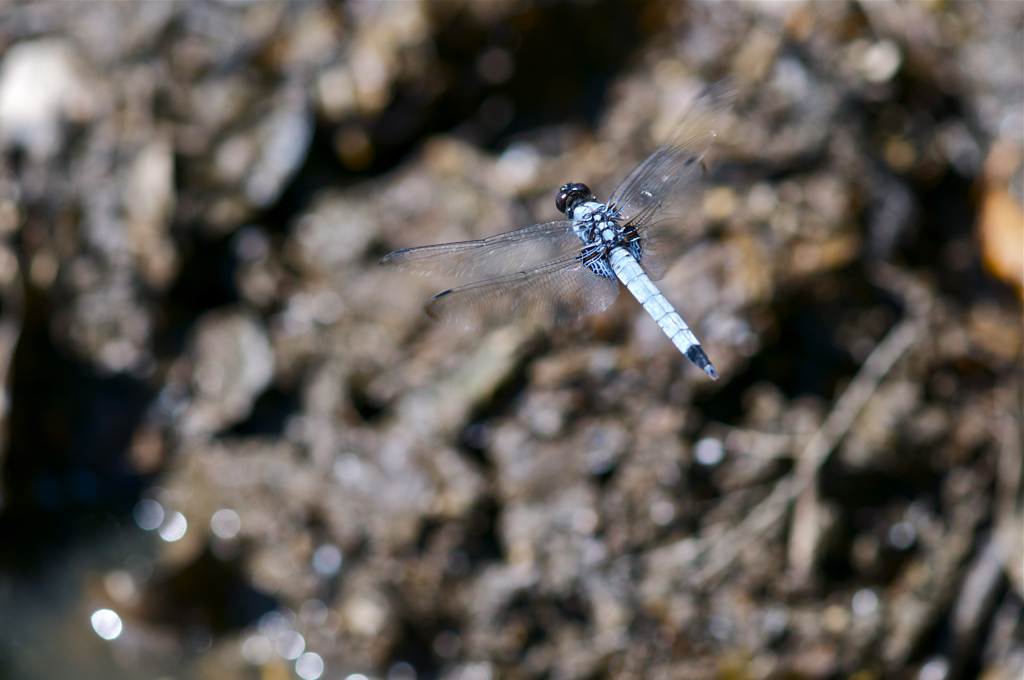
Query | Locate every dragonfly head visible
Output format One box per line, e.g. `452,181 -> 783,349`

555,182 -> 593,218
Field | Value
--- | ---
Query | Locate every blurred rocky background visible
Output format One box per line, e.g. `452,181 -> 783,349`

0,2 -> 1020,680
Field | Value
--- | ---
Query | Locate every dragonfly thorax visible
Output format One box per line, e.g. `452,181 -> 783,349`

571,200 -> 610,224
569,200 -> 643,279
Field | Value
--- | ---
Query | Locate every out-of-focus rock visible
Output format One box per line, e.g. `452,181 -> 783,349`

178,308 -> 275,436
977,140 -> 1024,297
243,77 -> 314,210
123,134 -> 178,289
0,39 -> 96,159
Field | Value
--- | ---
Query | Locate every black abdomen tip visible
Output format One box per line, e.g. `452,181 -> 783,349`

685,345 -> 718,380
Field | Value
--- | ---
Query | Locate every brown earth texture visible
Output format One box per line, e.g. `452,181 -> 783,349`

0,3 -> 1020,680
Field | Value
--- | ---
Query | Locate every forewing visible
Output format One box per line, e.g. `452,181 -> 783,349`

379,220 -> 582,277
607,79 -> 735,224
634,211 -> 705,280
425,255 -> 620,330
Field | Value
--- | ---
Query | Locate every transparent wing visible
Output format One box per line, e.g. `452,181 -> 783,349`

607,79 -> 735,279
425,254 -> 620,330
379,220 -> 583,277
632,205 -> 709,281
608,78 -> 734,220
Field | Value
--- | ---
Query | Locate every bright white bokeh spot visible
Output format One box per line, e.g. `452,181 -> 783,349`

158,511 -> 187,541
241,635 -> 273,665
852,588 -> 879,617
860,39 -> 902,83
919,657 -> 950,680
345,675 -> 369,680
90,609 -> 122,640
133,499 -> 164,530
694,438 -> 724,466
211,508 -> 241,538
296,652 -> 325,680
312,543 -> 342,576
462,662 -> 493,680
276,630 -> 305,660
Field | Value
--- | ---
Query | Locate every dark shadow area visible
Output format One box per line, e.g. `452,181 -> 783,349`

386,619 -> 446,680
159,227 -> 240,357
694,264 -> 899,425
228,385 -> 301,437
460,497 -> 503,567
141,548 -> 278,633
428,1 -> 648,148
0,288 -> 152,572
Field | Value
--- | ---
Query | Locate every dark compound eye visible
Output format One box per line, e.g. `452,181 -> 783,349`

555,184 -> 572,214
555,182 -> 592,215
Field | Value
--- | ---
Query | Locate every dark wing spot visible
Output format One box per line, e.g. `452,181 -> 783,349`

425,289 -> 454,320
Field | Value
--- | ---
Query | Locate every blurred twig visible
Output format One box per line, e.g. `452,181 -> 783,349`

692,282 -> 925,584
994,375 -> 1024,595
787,315 -> 923,580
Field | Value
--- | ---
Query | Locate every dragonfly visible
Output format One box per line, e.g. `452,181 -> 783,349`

380,79 -> 735,379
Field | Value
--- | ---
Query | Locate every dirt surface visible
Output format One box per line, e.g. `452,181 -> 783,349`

0,3 -> 1020,680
